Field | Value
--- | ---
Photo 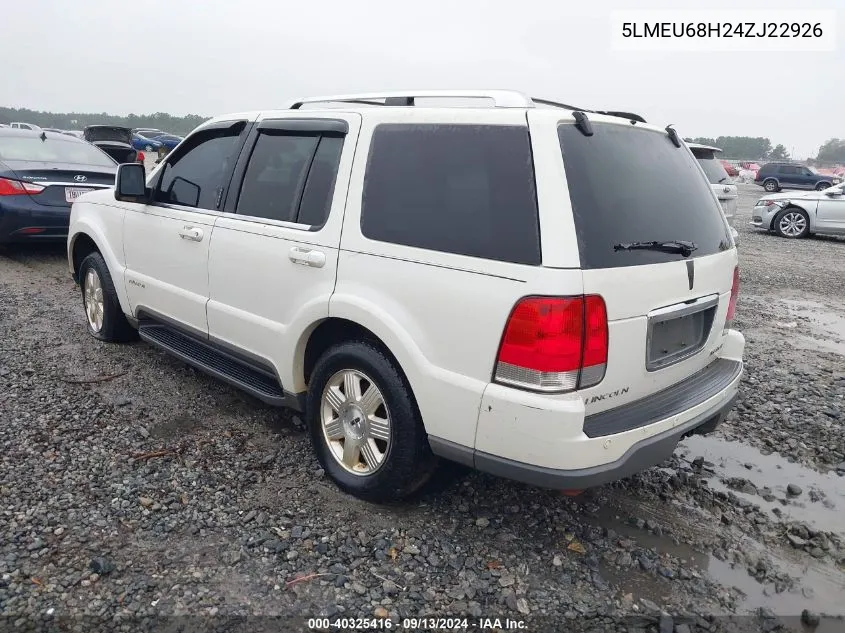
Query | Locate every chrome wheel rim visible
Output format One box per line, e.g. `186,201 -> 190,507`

83,269 -> 105,332
779,212 -> 806,237
321,369 -> 391,476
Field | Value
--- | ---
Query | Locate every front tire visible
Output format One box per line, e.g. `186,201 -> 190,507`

763,179 -> 779,193
774,207 -> 810,239
306,340 -> 436,502
78,252 -> 137,342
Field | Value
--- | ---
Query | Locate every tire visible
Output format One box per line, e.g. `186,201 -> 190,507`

773,207 -> 810,239
306,340 -> 437,502
763,179 -> 779,193
815,182 -> 830,191
78,252 -> 137,342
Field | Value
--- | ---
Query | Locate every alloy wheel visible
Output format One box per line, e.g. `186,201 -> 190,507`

83,269 -> 105,332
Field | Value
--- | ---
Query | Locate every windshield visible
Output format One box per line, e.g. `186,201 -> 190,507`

558,122 -> 730,269
695,156 -> 730,184
0,136 -> 116,167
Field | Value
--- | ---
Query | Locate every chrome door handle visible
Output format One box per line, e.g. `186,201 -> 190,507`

288,246 -> 326,268
178,226 -> 203,242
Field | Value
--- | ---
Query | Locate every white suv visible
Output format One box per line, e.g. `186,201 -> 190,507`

67,90 -> 744,502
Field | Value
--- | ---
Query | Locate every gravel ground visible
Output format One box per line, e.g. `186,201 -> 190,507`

1,184 -> 844,633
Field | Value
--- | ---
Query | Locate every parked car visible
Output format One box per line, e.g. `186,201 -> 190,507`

751,181 -> 845,238
754,162 -> 842,193
83,125 -> 138,164
151,134 -> 183,151
686,142 -> 738,226
0,128 -> 117,243
719,160 -> 738,177
10,122 -> 41,131
132,134 -> 163,152
133,128 -> 166,139
67,90 -> 743,502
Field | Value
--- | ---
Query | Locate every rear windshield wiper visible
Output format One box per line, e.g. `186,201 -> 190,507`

614,240 -> 698,257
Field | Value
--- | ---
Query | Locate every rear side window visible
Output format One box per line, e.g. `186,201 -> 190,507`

779,165 -> 798,175
361,124 -> 541,265
558,123 -> 730,270
236,133 -> 342,226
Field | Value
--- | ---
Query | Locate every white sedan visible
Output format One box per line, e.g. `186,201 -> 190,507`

751,181 -> 845,239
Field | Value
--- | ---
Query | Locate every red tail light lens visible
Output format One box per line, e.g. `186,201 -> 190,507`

726,267 -> 740,327
0,178 -> 45,196
494,295 -> 608,392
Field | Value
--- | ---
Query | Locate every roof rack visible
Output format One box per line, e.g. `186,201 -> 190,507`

532,98 -> 647,123
290,90 -> 534,110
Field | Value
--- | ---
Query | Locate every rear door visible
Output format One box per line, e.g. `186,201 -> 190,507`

123,119 -> 252,335
205,112 -> 360,393
778,165 -> 800,188
545,114 -> 737,415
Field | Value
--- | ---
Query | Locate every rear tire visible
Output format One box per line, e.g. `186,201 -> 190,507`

78,252 -> 137,342
773,207 -> 810,239
306,340 -> 437,502
763,179 -> 779,193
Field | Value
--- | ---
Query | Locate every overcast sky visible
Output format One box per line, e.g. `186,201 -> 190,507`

3,0 -> 842,158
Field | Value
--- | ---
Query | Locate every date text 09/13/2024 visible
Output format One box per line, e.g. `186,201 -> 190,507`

307,617 -> 528,630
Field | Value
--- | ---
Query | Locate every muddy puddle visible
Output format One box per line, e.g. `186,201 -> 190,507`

678,435 -> 844,534
780,299 -> 845,356
582,500 -> 845,627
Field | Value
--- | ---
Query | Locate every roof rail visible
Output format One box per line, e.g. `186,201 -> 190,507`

289,90 -> 534,109
532,97 -> 647,123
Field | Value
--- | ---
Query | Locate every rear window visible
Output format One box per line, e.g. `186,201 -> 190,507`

361,124 -> 541,265
689,149 -> 730,184
558,123 -> 730,269
0,135 -> 116,167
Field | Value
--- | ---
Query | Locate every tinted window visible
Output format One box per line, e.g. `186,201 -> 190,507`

361,124 -> 540,265
694,156 -> 730,184
779,165 -> 799,175
0,135 -> 116,167
297,136 -> 343,226
155,128 -> 242,209
558,123 -> 730,270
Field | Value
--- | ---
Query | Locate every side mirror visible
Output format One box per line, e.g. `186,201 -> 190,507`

114,162 -> 147,202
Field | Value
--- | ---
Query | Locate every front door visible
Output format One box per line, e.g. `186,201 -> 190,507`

816,183 -> 845,234
206,113 -> 360,393
123,119 -> 252,335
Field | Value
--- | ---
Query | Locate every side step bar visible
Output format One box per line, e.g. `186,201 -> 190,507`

138,323 -> 287,406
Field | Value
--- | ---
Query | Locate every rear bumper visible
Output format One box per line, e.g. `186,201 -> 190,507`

430,331 -> 744,490
0,201 -> 71,243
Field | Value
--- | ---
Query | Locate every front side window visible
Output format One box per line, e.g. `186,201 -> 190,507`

361,124 -> 541,265
155,126 -> 243,209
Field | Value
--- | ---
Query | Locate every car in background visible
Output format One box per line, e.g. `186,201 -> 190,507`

132,133 -> 162,152
10,122 -> 41,131
720,160 -> 738,177
0,128 -> 117,243
133,128 -> 166,140
83,125 -> 138,164
151,134 -> 183,151
687,142 -> 738,226
751,181 -> 845,239
62,130 -> 85,139
754,162 -> 842,193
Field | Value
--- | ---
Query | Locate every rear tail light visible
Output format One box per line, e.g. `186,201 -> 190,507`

0,178 -> 45,196
494,295 -> 608,393
137,151 -> 145,163
726,267 -> 740,328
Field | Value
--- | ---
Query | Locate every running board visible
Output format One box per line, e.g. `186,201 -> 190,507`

138,323 -> 287,406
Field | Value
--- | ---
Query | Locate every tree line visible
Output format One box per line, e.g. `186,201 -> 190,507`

0,106 -> 207,137
684,135 -> 845,163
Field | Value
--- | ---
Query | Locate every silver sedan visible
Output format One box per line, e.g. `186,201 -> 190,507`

751,182 -> 845,239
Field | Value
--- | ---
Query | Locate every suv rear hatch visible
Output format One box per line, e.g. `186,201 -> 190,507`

556,120 -> 737,418
689,145 -> 738,223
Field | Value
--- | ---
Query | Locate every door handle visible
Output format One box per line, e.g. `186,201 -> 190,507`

288,246 -> 326,268
178,226 -> 203,242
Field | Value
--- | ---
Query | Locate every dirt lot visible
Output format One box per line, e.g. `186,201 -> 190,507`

1,184 -> 843,632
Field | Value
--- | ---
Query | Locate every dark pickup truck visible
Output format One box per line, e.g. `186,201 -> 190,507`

83,125 -> 138,164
